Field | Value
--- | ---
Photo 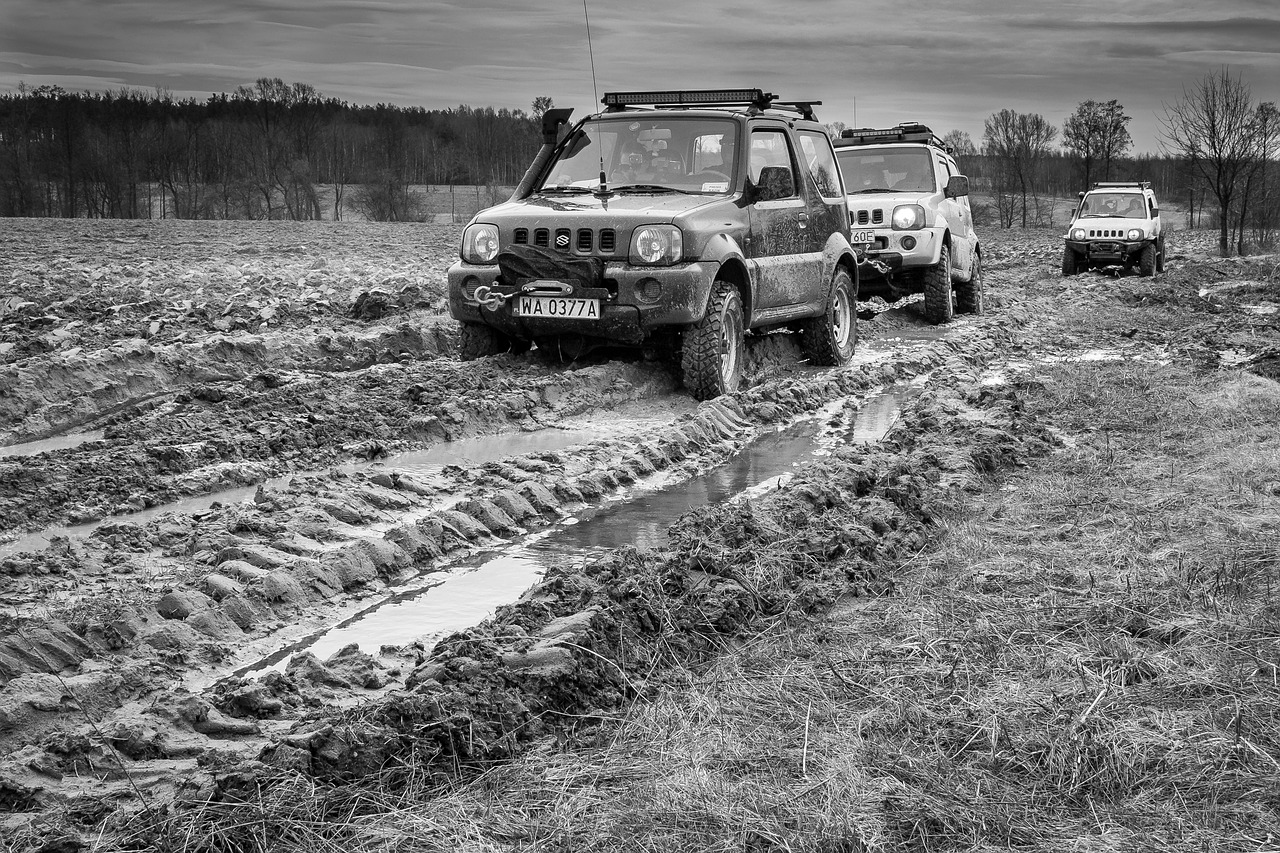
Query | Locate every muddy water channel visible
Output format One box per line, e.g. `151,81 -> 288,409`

232,388 -> 910,679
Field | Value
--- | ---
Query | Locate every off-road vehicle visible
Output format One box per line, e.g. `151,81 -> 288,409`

832,123 -> 983,325
1062,181 -> 1164,276
447,88 -> 859,400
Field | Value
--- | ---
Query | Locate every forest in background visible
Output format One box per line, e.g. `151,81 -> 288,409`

1,73 -> 1276,254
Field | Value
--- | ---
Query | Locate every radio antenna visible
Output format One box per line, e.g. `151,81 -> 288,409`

583,0 -> 608,196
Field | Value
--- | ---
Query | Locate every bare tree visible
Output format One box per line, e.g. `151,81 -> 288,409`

1161,67 -> 1260,256
1062,99 -> 1132,187
984,109 -> 1058,228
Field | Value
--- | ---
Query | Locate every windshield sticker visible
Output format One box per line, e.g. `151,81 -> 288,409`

701,182 -> 729,193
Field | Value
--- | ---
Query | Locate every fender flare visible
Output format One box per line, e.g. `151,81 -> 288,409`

699,232 -> 753,320
821,232 -> 860,300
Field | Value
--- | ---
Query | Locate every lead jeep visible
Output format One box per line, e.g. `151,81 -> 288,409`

832,123 -> 983,325
446,88 -> 859,400
1062,181 -> 1164,276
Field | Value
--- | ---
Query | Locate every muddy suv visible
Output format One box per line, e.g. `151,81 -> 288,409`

1063,181 -> 1164,276
447,88 -> 859,400
832,123 -> 983,325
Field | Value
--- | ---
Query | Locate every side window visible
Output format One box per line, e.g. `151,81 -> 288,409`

797,130 -> 843,201
748,128 -> 795,196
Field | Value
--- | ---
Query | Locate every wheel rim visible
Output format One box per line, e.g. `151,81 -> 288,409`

832,282 -> 852,349
720,298 -> 743,386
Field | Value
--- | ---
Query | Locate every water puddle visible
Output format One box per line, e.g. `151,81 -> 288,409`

0,426 -> 603,557
0,430 -> 105,458
232,387 -> 912,678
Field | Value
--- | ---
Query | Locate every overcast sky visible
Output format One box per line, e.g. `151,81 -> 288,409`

2,0 -> 1278,154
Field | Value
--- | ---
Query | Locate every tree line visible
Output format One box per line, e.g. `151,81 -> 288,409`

1,70 -> 1276,254
0,78 -> 546,221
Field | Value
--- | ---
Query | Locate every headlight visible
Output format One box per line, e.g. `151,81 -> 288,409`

1071,227 -> 1086,241
891,204 -> 924,231
630,225 -> 683,265
1126,228 -> 1143,241
461,224 -> 500,263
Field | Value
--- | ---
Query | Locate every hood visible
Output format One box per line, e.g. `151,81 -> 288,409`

1067,216 -> 1154,238
480,192 -> 719,222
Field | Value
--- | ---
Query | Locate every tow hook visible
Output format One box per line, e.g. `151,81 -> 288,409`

472,285 -> 514,311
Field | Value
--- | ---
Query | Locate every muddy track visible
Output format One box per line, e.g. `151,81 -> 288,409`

0,313 -> 1015,847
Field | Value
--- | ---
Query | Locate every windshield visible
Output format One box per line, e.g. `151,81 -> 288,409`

836,146 -> 935,194
538,116 -> 740,195
1079,193 -> 1147,219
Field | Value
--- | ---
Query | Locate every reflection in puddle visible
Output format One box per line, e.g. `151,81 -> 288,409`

0,430 -> 105,458
241,387 -> 912,675
0,427 -> 603,557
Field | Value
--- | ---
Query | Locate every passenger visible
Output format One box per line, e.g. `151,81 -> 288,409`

613,142 -> 654,183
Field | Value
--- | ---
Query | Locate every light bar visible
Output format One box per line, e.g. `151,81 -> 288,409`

603,89 -> 770,107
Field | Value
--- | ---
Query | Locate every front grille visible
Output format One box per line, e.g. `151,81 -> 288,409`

507,226 -> 619,256
856,210 -> 868,225
1088,228 -> 1125,238
872,209 -> 884,224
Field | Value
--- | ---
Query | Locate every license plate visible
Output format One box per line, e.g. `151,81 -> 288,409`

851,230 -> 876,244
515,296 -> 600,319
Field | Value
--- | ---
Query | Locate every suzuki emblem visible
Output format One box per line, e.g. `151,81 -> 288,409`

556,234 -> 570,248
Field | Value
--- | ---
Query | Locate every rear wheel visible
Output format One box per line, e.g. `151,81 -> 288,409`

955,252 -> 985,315
681,281 -> 745,400
800,267 -> 857,365
1139,242 -> 1157,277
458,323 -> 528,360
922,243 -> 954,324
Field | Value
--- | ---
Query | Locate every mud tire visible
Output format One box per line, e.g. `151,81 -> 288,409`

1139,242 -> 1157,277
799,267 -> 857,366
681,281 -> 745,400
1062,246 -> 1081,276
458,323 -> 527,361
1156,235 -> 1166,273
955,252 -> 985,315
922,243 -> 954,324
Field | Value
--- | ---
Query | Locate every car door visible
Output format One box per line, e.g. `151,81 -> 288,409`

797,128 -> 849,265
936,153 -> 973,273
746,125 -> 816,312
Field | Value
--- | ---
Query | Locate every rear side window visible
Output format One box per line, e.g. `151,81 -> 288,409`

798,130 -> 843,201
748,128 -> 797,196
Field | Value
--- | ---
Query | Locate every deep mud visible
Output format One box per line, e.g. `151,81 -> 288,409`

1,220 -> 1276,851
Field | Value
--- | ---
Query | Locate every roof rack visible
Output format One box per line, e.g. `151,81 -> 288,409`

601,89 -> 821,121
1091,181 -> 1151,190
834,122 -> 951,153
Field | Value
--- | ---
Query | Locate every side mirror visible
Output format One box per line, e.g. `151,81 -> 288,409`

755,165 -> 795,202
1152,207 -> 1159,217
944,175 -> 970,199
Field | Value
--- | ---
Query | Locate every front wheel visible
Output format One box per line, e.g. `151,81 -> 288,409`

1139,242 -> 1157,277
1062,246 -> 1081,276
922,243 -> 954,324
681,281 -> 745,400
799,267 -> 857,365
955,252 -> 985,315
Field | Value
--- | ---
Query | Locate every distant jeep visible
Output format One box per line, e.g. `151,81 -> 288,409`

832,123 -> 983,325
1063,181 -> 1164,276
446,88 -> 860,401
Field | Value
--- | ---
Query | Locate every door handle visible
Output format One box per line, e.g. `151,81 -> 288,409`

797,212 -> 809,229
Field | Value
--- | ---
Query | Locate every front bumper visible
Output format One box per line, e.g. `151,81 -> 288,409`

1065,239 -> 1151,265
447,259 -> 720,344
856,226 -> 943,278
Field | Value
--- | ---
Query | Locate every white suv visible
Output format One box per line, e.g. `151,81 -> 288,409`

833,123 -> 983,324
1063,181 -> 1164,276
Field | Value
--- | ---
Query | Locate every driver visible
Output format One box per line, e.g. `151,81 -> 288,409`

613,142 -> 653,183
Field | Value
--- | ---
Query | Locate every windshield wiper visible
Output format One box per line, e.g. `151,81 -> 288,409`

538,186 -> 594,195
612,184 -> 689,194
850,187 -> 893,194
